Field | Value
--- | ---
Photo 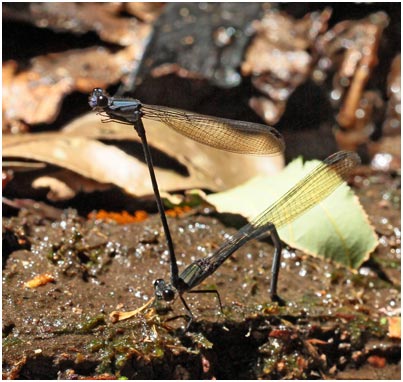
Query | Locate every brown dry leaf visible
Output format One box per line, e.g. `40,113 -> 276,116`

2,45 -> 143,127
3,60 -> 72,126
29,46 -> 144,94
110,297 -> 155,323
3,134 -> 191,197
3,113 -> 284,199
382,54 -> 401,136
366,355 -> 387,368
3,2 -> 151,46
63,113 -> 284,191
387,317 -> 401,339
124,2 -> 165,22
32,171 -> 111,201
32,176 -> 76,201
2,161 -> 47,171
333,13 -> 388,129
242,8 -> 332,125
24,274 -> 55,289
317,12 -> 389,151
3,3 -> 152,129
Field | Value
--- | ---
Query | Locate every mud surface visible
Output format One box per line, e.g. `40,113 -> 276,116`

2,167 -> 400,379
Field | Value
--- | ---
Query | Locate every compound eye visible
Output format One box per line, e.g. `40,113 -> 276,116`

153,279 -> 175,301
97,94 -> 108,107
163,288 -> 175,301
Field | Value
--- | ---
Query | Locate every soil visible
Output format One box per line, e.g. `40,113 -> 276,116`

2,166 -> 400,379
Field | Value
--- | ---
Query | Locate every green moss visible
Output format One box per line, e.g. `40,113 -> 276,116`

2,336 -> 23,347
77,314 -> 106,333
348,313 -> 388,346
86,338 -> 105,353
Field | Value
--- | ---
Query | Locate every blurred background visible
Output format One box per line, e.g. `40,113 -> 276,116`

3,3 -> 401,212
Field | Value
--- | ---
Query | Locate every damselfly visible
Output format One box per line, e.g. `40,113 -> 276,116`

152,151 -> 360,330
89,88 -> 285,287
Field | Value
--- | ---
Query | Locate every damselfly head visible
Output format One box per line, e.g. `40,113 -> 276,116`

154,279 -> 176,302
89,88 -> 110,109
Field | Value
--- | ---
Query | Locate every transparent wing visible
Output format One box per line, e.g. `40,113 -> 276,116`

188,151 -> 361,281
248,150 -> 361,230
142,104 -> 285,156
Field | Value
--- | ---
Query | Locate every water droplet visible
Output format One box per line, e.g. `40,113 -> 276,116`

214,67 -> 241,88
299,268 -> 307,277
181,35 -> 194,46
339,77 -> 350,87
355,108 -> 365,119
213,26 -> 236,47
389,299 -> 396,307
359,267 -> 370,276
391,84 -> 400,94
371,153 -> 392,171
179,7 -> 190,17
134,290 -> 142,298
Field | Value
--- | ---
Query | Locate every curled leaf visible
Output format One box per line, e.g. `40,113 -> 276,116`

3,114 -> 284,200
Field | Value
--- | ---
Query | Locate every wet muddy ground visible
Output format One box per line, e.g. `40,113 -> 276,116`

2,166 -> 401,379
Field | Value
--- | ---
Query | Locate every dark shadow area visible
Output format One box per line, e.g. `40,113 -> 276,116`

2,20 -> 104,62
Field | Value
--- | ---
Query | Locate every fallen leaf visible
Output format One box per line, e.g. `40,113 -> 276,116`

88,210 -> 148,224
318,12 -> 389,152
32,176 -> 76,201
2,198 -> 64,220
32,171 -> 111,201
162,189 -> 208,209
110,297 -> 155,323
3,113 -> 284,200
3,134 -> 187,196
125,2 -> 165,22
206,157 -> 377,269
242,8 -> 332,124
24,274 -> 55,288
2,161 -> 47,171
387,317 -> 401,339
382,54 -> 401,135
2,45 -> 142,126
3,60 -> 72,126
3,2 -> 151,46
66,113 -> 285,187
367,355 -> 386,368
165,205 -> 193,218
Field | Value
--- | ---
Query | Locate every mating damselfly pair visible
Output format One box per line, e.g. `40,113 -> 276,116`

89,88 -> 360,330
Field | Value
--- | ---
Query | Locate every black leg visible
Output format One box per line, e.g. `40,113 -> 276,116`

268,223 -> 286,306
179,295 -> 193,332
164,314 -> 192,329
188,289 -> 223,313
134,116 -> 179,283
175,290 -> 223,332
